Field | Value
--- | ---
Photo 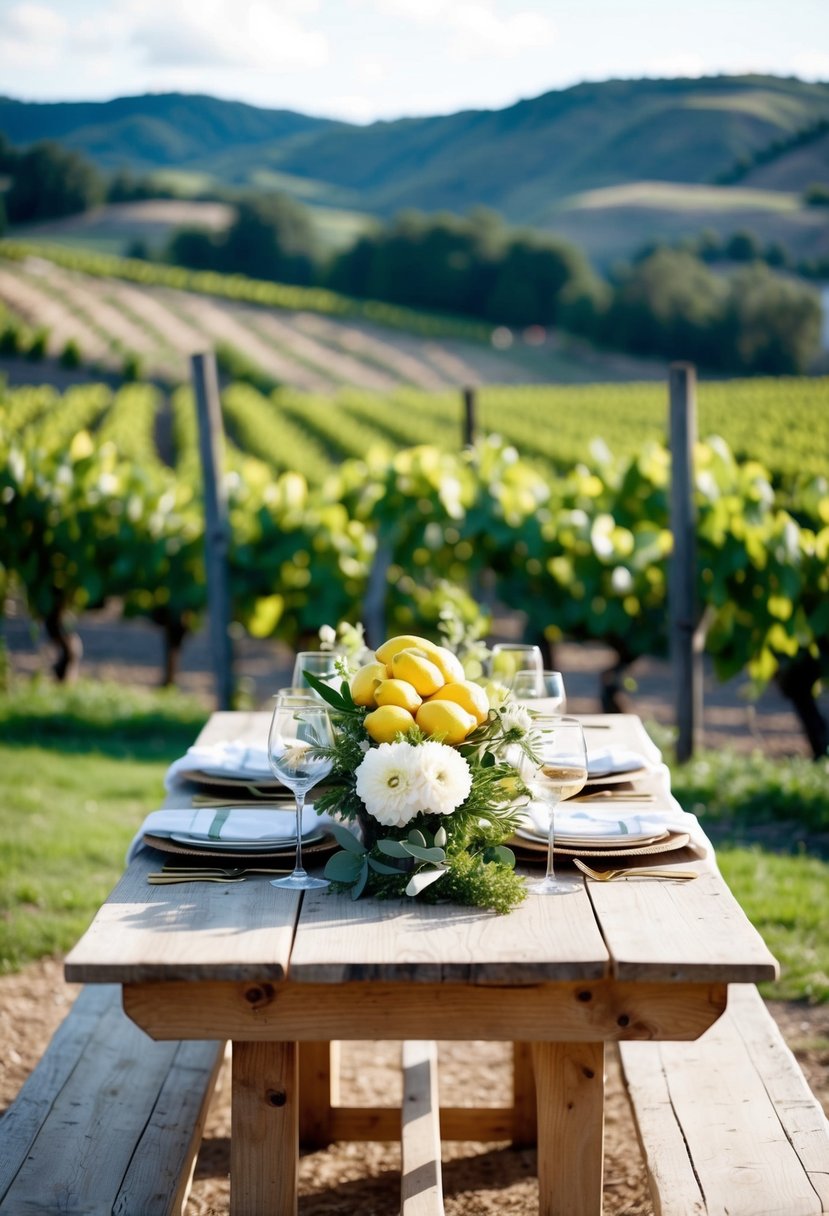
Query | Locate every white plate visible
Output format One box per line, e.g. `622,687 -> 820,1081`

516,826 -> 669,849
169,830 -> 325,852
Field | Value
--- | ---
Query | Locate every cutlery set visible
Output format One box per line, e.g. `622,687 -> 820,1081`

148,865 -> 291,884
573,858 -> 698,882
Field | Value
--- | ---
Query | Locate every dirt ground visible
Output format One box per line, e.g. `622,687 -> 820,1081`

2,606 -> 828,1213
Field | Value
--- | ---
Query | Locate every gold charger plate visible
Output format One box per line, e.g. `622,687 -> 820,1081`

509,830 -> 691,860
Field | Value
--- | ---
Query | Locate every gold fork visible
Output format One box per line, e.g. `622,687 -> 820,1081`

573,858 -> 698,882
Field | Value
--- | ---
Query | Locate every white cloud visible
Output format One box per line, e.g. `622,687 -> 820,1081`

359,0 -> 555,59
791,51 -> 829,80
128,0 -> 328,71
0,2 -> 67,67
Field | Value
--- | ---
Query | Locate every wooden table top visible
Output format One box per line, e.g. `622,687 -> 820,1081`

65,712 -> 779,991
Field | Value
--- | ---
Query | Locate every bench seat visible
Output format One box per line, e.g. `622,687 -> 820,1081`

0,983 -> 226,1215
401,1040 -> 445,1216
619,984 -> 829,1216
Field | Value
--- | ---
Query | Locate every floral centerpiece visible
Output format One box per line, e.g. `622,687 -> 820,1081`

306,632 -> 536,913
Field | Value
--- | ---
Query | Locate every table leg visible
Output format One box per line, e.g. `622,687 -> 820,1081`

532,1041 -> 605,1216
512,1042 -> 537,1147
298,1040 -> 340,1148
231,1040 -> 298,1216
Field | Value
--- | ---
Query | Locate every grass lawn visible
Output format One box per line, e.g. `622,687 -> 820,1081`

1,680 -> 827,1001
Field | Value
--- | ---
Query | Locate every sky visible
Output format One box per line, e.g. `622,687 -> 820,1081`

0,0 -> 828,125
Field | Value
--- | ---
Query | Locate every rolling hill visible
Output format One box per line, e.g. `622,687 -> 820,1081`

2,76 -> 828,269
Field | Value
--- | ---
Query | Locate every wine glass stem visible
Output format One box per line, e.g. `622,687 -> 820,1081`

546,796 -> 561,883
292,792 -> 307,877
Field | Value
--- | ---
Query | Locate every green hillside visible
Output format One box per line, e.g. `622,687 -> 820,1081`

3,77 -> 828,269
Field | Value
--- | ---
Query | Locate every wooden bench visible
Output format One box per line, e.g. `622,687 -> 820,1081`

619,984 -> 829,1216
0,983 -> 226,1215
401,1040 -> 445,1216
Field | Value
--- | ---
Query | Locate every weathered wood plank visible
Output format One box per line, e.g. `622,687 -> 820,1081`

533,1040 -> 605,1216
124,978 -> 727,1042
326,1104 -> 515,1142
401,1041 -> 445,1216
0,984 -> 111,1200
231,1040 -> 298,1216
620,986 -> 829,1215
288,883 -> 609,983
585,869 -> 779,983
65,851 -> 299,983
0,987 -> 224,1215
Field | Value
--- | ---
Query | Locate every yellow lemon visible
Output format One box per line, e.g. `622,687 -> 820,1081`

364,704 -> 417,743
429,644 -> 466,684
375,678 -> 422,713
350,661 -> 390,707
416,699 -> 476,744
375,634 -> 440,665
428,680 -> 489,725
391,648 -> 445,696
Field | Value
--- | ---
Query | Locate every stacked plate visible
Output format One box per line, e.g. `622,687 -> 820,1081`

512,818 -> 690,860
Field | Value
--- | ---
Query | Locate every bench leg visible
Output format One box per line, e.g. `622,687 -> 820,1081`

532,1041 -> 605,1216
231,1040 -> 298,1216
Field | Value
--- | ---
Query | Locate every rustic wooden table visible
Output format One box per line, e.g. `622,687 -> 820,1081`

65,713 -> 779,1216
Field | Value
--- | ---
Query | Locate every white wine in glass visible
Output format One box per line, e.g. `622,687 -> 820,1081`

526,715 -> 588,896
267,696 -> 334,891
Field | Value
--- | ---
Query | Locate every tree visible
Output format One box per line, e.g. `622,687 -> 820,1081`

220,194 -> 319,285
6,141 -> 104,223
723,265 -> 821,374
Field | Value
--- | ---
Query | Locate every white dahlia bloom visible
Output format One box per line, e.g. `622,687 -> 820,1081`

355,742 -> 422,828
499,702 -> 533,738
411,741 -> 472,817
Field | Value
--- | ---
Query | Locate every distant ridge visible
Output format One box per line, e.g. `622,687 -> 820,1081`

2,76 -> 828,268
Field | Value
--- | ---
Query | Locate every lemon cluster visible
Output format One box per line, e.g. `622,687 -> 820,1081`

350,634 -> 489,745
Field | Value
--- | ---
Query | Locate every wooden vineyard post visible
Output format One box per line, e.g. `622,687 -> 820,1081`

191,351 -> 234,710
462,386 -> 477,448
668,362 -> 702,761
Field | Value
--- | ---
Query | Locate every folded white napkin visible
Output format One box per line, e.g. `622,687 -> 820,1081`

522,798 -> 709,855
127,803 -> 335,862
586,747 -> 652,777
164,741 -> 272,790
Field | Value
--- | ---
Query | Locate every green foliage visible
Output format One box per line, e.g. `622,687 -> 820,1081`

6,141 -> 104,224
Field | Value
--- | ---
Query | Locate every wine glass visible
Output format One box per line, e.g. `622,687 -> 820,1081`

267,695 -> 334,891
490,643 -> 543,690
511,669 -> 567,713
291,651 -> 340,697
525,715 -> 588,896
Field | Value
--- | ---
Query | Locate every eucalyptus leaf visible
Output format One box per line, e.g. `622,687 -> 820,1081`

402,843 -> 446,863
368,856 -> 407,876
324,850 -> 364,883
377,838 -> 410,858
328,823 -> 366,854
405,867 -> 447,896
351,859 -> 369,899
408,829 -> 427,848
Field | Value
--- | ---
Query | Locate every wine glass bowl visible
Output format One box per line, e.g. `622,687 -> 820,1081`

525,715 -> 588,896
267,696 -> 334,891
490,644 -> 543,689
291,651 -> 340,698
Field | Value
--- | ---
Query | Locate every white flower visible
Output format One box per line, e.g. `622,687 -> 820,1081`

411,742 -> 472,817
499,702 -> 532,737
318,624 -> 337,649
355,742 -> 423,828
355,740 -> 472,827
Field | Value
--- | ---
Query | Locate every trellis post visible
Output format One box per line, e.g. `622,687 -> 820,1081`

191,350 -> 234,710
668,362 -> 702,761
